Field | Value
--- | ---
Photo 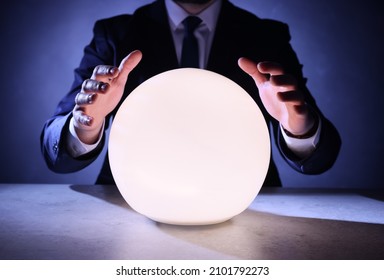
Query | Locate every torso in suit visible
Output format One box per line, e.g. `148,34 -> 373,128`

41,0 -> 341,186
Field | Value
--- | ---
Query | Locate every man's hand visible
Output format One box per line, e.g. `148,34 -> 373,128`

72,50 -> 142,144
238,57 -> 315,137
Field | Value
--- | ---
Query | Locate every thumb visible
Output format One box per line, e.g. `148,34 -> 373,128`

238,57 -> 267,86
116,50 -> 142,85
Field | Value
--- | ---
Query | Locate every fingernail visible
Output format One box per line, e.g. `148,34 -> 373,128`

87,93 -> 97,104
99,83 -> 109,92
109,67 -> 118,75
80,115 -> 93,126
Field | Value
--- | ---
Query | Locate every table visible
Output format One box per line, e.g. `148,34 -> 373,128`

0,184 -> 383,260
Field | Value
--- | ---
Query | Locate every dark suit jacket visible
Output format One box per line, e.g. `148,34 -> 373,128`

41,0 -> 341,186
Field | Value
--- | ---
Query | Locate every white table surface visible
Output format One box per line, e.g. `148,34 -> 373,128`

0,184 -> 383,260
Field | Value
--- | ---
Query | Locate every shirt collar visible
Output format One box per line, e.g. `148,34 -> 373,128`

165,0 -> 222,31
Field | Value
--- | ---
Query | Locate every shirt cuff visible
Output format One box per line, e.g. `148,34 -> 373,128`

67,117 -> 105,158
280,118 -> 322,159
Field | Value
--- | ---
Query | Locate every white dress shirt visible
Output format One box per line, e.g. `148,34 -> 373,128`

67,0 -> 320,159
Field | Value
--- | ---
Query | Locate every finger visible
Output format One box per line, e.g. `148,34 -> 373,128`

92,65 -> 119,80
73,110 -> 93,126
238,57 -> 267,86
116,50 -> 143,86
270,74 -> 297,89
75,92 -> 97,105
81,79 -> 109,93
257,61 -> 284,76
293,104 -> 309,116
277,90 -> 305,106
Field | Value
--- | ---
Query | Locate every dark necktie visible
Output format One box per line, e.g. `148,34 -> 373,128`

180,16 -> 202,68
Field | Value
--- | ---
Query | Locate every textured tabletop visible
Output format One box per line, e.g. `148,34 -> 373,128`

0,184 -> 383,260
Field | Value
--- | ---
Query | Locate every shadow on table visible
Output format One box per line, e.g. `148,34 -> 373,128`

69,184 -> 130,209
156,209 -> 384,260
359,191 -> 384,202
260,187 -> 384,202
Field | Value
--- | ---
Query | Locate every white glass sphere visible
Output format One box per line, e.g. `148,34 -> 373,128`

109,68 -> 270,225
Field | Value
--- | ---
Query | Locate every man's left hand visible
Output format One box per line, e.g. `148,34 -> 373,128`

238,57 -> 315,137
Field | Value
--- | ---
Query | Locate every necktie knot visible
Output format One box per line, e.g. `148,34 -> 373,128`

182,16 -> 202,35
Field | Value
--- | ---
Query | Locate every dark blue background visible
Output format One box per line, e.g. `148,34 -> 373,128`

1,0 -> 383,188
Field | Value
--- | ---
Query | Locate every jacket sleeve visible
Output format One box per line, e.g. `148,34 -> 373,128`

40,113 -> 106,173
40,19 -> 114,173
276,116 -> 341,174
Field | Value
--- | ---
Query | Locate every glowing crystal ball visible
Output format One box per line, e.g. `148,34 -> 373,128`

109,68 -> 270,225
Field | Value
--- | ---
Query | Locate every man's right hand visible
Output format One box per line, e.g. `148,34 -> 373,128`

72,50 -> 142,144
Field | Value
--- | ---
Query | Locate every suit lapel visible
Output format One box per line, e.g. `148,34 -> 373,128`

207,1 -> 240,75
117,0 -> 178,83
206,1 -> 266,114
139,0 -> 179,75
